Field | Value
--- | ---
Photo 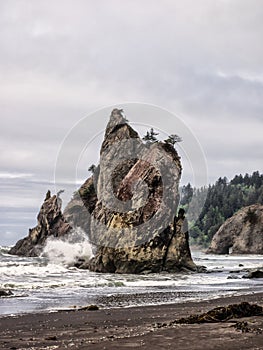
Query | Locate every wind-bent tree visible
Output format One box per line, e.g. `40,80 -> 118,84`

164,134 -> 182,146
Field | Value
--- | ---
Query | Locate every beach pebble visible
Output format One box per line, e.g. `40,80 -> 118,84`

45,335 -> 58,341
78,304 -> 99,311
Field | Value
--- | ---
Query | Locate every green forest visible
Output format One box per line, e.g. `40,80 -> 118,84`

180,171 -> 263,247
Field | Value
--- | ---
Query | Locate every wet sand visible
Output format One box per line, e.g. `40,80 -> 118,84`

1,292 -> 263,349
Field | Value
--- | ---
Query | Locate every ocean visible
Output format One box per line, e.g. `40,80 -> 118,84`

1,243 -> 263,316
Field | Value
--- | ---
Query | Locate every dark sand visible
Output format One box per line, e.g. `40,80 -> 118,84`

1,293 -> 263,350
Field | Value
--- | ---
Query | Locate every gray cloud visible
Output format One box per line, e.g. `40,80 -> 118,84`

0,0 -> 262,245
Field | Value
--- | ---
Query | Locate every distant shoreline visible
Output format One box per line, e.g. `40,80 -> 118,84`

1,291 -> 263,349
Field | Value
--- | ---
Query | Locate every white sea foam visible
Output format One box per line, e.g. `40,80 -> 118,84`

41,228 -> 93,266
1,247 -> 263,315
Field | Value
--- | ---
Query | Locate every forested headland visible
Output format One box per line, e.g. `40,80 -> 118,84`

180,171 -> 263,247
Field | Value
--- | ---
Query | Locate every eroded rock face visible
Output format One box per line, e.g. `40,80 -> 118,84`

207,204 -> 263,255
9,191 -> 71,257
10,109 -> 196,273
65,109 -> 196,273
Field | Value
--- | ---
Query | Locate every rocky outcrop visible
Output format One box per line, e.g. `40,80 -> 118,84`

0,289 -> 13,297
9,191 -> 71,257
65,109 -> 196,273
243,269 -> 263,279
64,177 -> 97,236
207,204 -> 263,254
10,109 -> 196,273
86,211 -> 195,273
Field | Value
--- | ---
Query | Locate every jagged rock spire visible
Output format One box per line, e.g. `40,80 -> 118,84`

101,108 -> 139,154
9,192 -> 71,257
105,108 -> 126,135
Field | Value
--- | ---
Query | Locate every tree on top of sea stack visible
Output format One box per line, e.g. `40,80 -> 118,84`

142,128 -> 159,143
164,134 -> 182,146
88,164 -> 96,174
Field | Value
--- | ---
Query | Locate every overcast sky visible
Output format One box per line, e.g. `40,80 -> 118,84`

1,0 -> 263,245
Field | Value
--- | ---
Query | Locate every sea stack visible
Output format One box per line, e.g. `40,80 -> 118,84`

9,192 -> 71,256
10,109 -> 196,273
64,109 -> 196,273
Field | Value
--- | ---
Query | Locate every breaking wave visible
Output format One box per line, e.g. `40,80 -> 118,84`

41,228 -> 93,266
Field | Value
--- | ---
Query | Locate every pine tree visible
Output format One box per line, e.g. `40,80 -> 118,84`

164,134 -> 182,145
142,128 -> 159,143
88,164 -> 96,174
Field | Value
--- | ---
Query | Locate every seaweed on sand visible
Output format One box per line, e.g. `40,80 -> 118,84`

175,302 -> 263,324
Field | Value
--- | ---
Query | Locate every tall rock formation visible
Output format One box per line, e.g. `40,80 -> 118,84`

207,204 -> 263,254
9,191 -> 71,257
10,109 -> 196,273
64,109 -> 196,273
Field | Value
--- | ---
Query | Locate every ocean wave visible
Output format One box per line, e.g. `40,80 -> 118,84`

41,227 -> 93,266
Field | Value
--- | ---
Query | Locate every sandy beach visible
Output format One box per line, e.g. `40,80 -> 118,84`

1,292 -> 263,350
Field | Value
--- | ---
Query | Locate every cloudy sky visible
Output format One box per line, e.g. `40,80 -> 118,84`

1,0 -> 263,245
